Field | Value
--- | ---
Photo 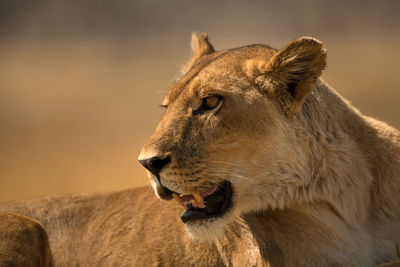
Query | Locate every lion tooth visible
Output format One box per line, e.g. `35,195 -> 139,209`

193,193 -> 205,208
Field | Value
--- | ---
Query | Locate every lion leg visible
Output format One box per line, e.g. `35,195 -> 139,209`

0,213 -> 53,267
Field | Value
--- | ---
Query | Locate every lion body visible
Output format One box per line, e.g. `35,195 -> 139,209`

1,35 -> 400,266
0,188 -> 258,266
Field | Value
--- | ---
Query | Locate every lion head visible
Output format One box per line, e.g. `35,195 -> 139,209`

138,33 -> 327,240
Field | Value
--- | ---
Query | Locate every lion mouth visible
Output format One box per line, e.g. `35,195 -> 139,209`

171,181 -> 233,223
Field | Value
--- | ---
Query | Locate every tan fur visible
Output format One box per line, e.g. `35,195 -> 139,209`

0,213 -> 53,266
1,34 -> 400,266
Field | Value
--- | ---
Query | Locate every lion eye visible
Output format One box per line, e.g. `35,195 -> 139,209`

202,96 -> 221,110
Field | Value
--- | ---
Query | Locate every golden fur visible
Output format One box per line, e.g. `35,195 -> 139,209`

0,213 -> 53,266
1,34 -> 400,266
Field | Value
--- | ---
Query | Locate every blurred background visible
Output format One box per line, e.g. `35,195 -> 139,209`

1,0 -> 399,202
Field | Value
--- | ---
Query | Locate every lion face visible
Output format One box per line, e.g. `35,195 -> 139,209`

139,33 -> 326,240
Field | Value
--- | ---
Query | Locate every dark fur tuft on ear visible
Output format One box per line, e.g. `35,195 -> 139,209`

255,37 -> 327,114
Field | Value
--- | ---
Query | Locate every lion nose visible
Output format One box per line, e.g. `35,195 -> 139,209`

138,155 -> 171,177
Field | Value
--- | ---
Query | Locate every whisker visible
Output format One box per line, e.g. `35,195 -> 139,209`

204,167 -> 252,181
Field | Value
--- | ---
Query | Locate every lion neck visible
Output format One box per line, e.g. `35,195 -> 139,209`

233,206 -> 372,266
292,80 -> 375,225
212,205 -> 372,266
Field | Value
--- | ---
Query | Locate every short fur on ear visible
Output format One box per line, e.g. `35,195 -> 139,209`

191,32 -> 215,60
181,32 -> 215,74
254,37 -> 327,114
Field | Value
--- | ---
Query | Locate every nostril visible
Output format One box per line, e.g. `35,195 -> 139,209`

139,155 -> 171,177
150,156 -> 170,173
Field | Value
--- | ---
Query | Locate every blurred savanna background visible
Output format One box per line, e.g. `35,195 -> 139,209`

1,0 -> 399,202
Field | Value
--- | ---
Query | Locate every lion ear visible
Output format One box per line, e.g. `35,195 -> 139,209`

254,37 -> 327,113
191,32 -> 215,60
181,32 -> 215,74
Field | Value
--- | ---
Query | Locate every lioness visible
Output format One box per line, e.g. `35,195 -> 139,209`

1,33 -> 400,266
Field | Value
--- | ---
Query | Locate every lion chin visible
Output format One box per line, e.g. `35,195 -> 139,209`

184,217 -> 232,241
